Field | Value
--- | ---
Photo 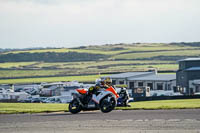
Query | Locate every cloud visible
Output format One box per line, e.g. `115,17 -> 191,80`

0,0 -> 200,48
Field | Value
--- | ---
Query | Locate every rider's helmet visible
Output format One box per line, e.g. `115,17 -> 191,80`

121,87 -> 126,91
104,77 -> 112,86
95,79 -> 101,85
95,79 -> 105,88
120,87 -> 126,93
96,77 -> 112,88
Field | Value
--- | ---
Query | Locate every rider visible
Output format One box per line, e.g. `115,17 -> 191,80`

118,87 -> 131,107
88,77 -> 112,95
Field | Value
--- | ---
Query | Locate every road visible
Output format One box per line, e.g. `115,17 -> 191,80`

0,109 -> 200,133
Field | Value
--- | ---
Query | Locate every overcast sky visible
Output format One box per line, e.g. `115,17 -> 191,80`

0,0 -> 200,49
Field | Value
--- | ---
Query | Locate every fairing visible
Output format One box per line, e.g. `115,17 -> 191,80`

76,89 -> 87,94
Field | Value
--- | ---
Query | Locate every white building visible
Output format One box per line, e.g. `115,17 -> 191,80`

128,74 -> 176,91
102,72 -> 156,87
102,72 -> 178,97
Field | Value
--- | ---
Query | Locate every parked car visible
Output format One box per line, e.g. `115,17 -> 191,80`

14,88 -> 23,92
20,97 -> 32,103
23,87 -> 39,95
31,97 -> 41,103
39,97 -> 47,103
43,97 -> 61,103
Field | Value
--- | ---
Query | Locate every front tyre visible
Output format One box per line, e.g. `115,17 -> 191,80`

68,99 -> 81,114
100,97 -> 116,113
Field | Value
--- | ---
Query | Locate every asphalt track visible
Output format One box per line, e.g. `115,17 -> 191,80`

0,109 -> 200,133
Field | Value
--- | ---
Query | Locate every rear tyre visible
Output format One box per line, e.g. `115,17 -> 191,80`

100,97 -> 116,113
68,99 -> 82,114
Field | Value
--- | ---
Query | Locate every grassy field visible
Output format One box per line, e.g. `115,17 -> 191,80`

0,99 -> 200,114
4,43 -> 199,55
0,60 -> 176,69
0,74 -> 108,84
0,62 -> 37,68
113,49 -> 200,60
108,64 -> 178,71
0,60 -> 177,80
0,64 -> 177,79
4,47 -> 124,55
0,70 -> 68,78
0,43 -> 200,83
0,103 -> 68,114
0,72 -> 176,84
116,99 -> 200,110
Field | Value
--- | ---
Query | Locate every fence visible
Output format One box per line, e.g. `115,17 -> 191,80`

133,95 -> 200,102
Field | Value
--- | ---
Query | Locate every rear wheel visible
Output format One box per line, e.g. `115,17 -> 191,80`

100,97 -> 116,113
68,99 -> 82,114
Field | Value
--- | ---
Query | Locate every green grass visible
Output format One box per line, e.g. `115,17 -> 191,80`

0,99 -> 200,114
126,46 -> 198,52
113,50 -> 200,60
116,99 -> 200,110
0,62 -> 37,68
108,64 -> 178,71
0,103 -> 68,114
0,74 -> 108,84
0,71 -> 177,84
0,70 -> 68,78
4,43 -> 199,56
0,60 -> 176,69
4,48 -> 123,55
0,43 -> 199,82
0,72 -> 175,84
0,60 -> 177,78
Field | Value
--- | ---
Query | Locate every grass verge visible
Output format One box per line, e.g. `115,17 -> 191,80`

116,99 -> 200,110
0,103 -> 68,114
0,99 -> 200,114
0,74 -> 108,84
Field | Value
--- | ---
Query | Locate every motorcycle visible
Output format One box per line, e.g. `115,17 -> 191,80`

68,86 -> 119,114
117,88 -> 131,107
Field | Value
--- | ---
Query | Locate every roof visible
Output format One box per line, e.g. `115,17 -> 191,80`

128,74 -> 176,81
178,58 -> 200,62
102,72 -> 154,79
185,67 -> 200,71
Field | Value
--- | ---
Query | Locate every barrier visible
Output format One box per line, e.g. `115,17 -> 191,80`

134,95 -> 200,102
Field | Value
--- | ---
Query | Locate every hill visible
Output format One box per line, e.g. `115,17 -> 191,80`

0,42 -> 200,82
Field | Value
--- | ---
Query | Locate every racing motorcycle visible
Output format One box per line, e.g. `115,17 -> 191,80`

117,88 -> 131,107
68,86 -> 119,114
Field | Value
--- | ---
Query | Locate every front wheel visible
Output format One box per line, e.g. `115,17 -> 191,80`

68,99 -> 82,114
100,97 -> 116,113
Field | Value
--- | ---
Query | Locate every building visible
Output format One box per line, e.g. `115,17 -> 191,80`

102,71 -> 156,88
176,58 -> 200,95
128,74 -> 176,97
128,74 -> 176,91
102,71 -> 177,97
